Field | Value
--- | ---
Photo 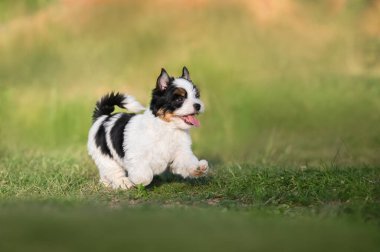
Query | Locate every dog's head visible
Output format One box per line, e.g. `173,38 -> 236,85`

150,67 -> 204,130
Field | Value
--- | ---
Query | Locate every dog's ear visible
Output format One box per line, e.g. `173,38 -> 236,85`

157,68 -> 170,91
181,66 -> 191,81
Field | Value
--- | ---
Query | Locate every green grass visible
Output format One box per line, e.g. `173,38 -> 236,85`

1,0 -> 380,251
0,152 -> 379,251
1,152 -> 379,219
1,205 -> 379,252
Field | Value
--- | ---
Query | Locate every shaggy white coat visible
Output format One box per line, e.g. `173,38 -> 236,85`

87,78 -> 208,189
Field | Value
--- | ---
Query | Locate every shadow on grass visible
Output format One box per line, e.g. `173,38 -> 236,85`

147,170 -> 212,189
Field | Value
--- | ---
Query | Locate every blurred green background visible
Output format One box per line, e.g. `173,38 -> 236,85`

1,0 -> 380,164
1,1 -> 380,251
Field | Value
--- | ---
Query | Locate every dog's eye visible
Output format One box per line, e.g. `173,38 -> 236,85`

175,97 -> 184,102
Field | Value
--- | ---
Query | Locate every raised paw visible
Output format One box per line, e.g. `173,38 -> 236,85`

191,160 -> 209,177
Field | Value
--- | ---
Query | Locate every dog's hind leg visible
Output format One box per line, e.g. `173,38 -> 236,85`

88,116 -> 134,189
96,156 -> 133,189
88,145 -> 133,189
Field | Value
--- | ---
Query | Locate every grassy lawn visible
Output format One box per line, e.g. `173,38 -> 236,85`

1,153 -> 379,215
0,152 -> 379,251
1,0 -> 380,251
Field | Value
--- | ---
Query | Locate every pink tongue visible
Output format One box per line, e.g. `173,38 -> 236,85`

186,115 -> 200,127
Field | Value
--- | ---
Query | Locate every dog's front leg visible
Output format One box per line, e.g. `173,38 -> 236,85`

170,148 -> 208,178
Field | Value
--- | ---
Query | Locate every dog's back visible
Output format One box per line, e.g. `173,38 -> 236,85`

87,92 -> 145,189
87,67 -> 208,190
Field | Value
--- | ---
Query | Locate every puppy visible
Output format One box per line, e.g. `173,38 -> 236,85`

87,67 -> 208,189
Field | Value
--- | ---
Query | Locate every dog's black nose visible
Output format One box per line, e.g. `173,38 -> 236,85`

193,103 -> 201,111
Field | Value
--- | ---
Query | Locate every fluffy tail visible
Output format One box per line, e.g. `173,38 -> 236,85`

92,92 -> 145,122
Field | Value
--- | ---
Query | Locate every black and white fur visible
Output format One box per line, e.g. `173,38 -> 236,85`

87,67 -> 208,189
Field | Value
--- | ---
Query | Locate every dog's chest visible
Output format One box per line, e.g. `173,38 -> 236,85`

148,129 -> 186,174
124,114 -> 189,174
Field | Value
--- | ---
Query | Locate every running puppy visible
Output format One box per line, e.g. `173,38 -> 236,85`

87,67 -> 208,189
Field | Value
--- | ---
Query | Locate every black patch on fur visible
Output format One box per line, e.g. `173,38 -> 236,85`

150,84 -> 188,116
150,68 -> 201,116
193,85 -> 200,98
95,117 -> 112,158
178,77 -> 200,98
150,78 -> 198,116
92,92 -> 125,122
110,113 -> 136,158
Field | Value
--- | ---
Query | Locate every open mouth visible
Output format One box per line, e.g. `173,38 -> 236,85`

179,114 -> 200,127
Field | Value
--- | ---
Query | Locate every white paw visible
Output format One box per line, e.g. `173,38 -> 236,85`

110,177 -> 134,190
199,160 -> 209,171
191,160 -> 209,177
100,178 -> 111,187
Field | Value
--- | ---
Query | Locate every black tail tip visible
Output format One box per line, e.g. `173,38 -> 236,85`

92,92 -> 125,122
